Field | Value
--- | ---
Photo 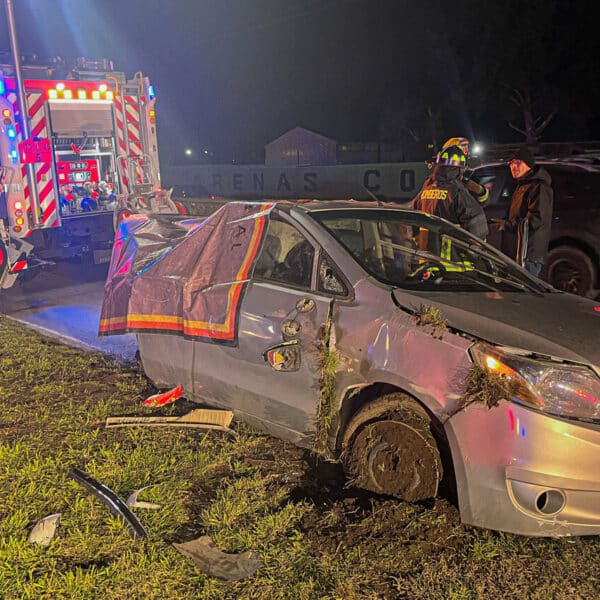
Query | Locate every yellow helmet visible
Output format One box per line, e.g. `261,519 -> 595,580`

441,137 -> 470,157
436,145 -> 467,168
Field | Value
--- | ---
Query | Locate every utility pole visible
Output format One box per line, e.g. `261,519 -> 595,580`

3,0 -> 42,226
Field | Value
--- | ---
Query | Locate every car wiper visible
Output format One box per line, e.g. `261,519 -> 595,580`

380,241 -> 509,295
440,234 -> 547,296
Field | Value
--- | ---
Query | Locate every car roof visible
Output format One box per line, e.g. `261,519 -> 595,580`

271,199 -> 432,218
475,159 -> 600,173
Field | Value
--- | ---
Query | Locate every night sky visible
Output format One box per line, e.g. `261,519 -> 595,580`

1,0 -> 598,165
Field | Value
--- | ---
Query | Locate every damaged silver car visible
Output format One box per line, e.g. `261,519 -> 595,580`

104,201 -> 600,536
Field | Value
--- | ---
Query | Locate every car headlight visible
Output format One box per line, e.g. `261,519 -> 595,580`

470,342 -> 600,422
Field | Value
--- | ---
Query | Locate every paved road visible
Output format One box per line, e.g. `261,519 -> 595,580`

0,263 -> 137,363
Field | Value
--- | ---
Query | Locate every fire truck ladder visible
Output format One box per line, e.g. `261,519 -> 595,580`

116,154 -> 177,214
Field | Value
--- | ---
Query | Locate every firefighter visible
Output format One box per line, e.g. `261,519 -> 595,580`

439,137 -> 489,204
411,144 -> 488,240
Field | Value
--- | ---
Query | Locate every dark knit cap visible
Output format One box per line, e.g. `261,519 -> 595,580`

510,146 -> 536,169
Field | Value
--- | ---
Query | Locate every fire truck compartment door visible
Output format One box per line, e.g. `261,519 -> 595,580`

49,102 -> 114,137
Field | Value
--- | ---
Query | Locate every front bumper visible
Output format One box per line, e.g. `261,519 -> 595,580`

446,400 -> 600,536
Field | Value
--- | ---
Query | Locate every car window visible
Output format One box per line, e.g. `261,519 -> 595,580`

473,165 -> 511,208
317,254 -> 348,296
312,208 -> 549,294
547,167 -> 600,209
254,217 -> 315,288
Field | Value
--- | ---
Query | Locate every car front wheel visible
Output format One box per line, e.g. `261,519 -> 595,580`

546,246 -> 597,298
341,393 -> 443,502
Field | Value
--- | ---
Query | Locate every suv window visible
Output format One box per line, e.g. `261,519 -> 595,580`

254,218 -> 315,288
547,166 -> 599,209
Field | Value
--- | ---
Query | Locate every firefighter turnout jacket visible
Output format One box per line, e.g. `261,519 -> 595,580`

411,166 -> 489,240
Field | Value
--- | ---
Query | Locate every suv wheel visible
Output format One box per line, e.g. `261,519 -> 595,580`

546,246 -> 597,298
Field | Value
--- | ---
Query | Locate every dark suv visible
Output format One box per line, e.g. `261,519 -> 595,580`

473,159 -> 600,299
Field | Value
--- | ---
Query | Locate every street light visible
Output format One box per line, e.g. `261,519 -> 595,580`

184,148 -> 193,156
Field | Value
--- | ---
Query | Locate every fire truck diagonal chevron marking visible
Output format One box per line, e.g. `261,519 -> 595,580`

127,128 -> 141,142
31,116 -> 47,138
39,180 -> 54,204
42,199 -> 57,222
28,94 -> 45,119
10,260 -> 28,273
126,112 -> 140,124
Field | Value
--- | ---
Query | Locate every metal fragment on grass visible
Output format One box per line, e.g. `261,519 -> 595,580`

28,513 -> 61,546
126,485 -> 162,510
173,536 -> 261,581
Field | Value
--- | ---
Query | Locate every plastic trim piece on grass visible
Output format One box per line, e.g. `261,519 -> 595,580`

28,513 -> 61,546
105,408 -> 235,434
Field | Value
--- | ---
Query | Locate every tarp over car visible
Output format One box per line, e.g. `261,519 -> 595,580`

99,201 -> 274,344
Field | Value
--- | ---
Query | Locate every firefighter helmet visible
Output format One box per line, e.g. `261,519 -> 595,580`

441,137 -> 470,157
436,145 -> 467,168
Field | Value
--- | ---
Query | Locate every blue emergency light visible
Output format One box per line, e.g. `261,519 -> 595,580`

0,79 -> 5,96
6,125 -> 16,140
148,84 -> 155,101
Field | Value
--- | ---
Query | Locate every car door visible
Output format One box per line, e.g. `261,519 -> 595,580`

475,164 -> 514,249
191,213 -> 340,444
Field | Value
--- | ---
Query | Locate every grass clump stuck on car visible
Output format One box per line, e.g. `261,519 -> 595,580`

415,304 -> 448,338
1,315 -> 600,600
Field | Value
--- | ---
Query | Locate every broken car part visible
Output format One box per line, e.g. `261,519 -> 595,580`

141,384 -> 184,407
68,468 -> 148,540
126,485 -> 162,510
105,408 -> 234,432
263,340 -> 301,372
28,513 -> 61,547
173,535 -> 261,581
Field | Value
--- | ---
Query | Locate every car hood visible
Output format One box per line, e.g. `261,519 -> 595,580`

391,288 -> 600,367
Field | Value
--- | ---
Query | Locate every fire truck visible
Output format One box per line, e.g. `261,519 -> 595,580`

0,55 -> 165,288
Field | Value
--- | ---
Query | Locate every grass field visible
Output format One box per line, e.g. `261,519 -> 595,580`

0,315 -> 599,599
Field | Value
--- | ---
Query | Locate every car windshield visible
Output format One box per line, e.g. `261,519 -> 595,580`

311,208 -> 551,294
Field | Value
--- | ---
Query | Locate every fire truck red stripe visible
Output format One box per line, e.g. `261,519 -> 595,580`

28,95 -> 45,119
39,180 -> 54,203
10,260 -> 28,273
42,199 -> 57,223
127,129 -> 140,142
35,163 -> 51,183
31,116 -> 47,138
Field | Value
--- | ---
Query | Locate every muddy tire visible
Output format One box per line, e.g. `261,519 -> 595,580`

546,245 -> 597,298
341,393 -> 443,502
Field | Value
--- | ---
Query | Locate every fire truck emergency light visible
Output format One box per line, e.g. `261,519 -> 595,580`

6,125 -> 16,140
2,108 -> 11,119
14,201 -> 23,210
47,86 -> 114,101
0,79 -> 5,95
